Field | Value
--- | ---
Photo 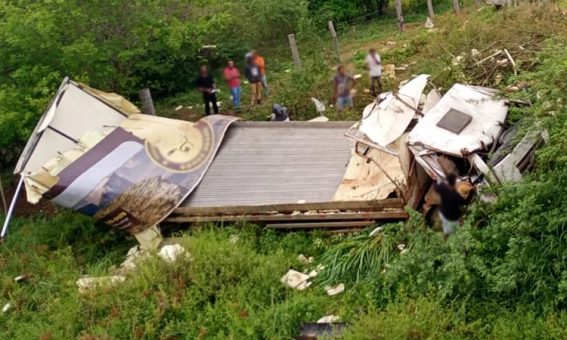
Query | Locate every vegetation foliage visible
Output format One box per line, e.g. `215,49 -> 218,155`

2,1 -> 567,339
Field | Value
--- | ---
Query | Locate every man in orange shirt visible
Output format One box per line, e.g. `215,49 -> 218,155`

252,50 -> 268,95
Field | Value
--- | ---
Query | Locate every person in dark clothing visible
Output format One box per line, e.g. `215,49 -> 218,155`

244,56 -> 263,105
271,103 -> 290,121
195,65 -> 219,115
433,172 -> 467,239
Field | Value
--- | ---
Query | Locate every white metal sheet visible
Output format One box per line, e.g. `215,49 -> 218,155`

408,84 -> 507,157
359,74 -> 429,147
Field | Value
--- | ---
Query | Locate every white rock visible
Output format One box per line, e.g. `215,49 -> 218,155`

174,105 -> 183,111
298,254 -> 314,264
353,74 -> 362,80
325,283 -> 345,296
281,269 -> 311,290
76,276 -> 126,294
471,49 -> 481,58
14,275 -> 29,283
2,303 -> 10,314
425,17 -> 434,29
397,244 -> 406,251
158,244 -> 188,263
317,315 -> 341,323
229,234 -> 239,244
297,199 -> 306,204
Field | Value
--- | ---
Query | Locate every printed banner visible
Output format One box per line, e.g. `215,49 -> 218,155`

44,114 -> 238,233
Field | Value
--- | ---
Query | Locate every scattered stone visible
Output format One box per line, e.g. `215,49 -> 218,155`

2,303 -> 10,314
14,275 -> 30,283
383,64 -> 396,78
281,269 -> 311,290
229,234 -> 239,244
397,244 -> 406,251
76,275 -> 126,294
494,73 -> 503,85
451,55 -> 464,66
174,105 -> 183,111
285,69 -> 291,73
325,283 -> 345,296
386,41 -> 396,46
158,244 -> 189,263
353,74 -> 362,80
317,315 -> 341,323
471,49 -> 481,58
298,254 -> 314,265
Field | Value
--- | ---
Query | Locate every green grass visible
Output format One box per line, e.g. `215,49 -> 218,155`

4,3 -> 567,338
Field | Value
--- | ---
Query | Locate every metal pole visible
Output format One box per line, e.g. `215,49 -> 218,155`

1,175 -> 24,239
0,174 -> 7,214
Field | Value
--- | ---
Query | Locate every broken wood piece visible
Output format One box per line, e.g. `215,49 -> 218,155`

504,49 -> 518,75
166,211 -> 407,223
473,50 -> 503,67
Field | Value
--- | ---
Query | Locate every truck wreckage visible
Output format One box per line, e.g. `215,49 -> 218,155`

1,76 -> 547,244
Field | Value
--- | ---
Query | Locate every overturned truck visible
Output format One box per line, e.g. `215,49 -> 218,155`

8,75 -> 544,241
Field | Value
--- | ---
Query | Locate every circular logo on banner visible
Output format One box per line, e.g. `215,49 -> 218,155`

145,120 -> 214,172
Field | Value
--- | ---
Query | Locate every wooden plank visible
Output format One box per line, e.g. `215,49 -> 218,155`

165,210 -> 408,223
174,198 -> 405,216
266,221 -> 374,229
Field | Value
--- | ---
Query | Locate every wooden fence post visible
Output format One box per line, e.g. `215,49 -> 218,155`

139,88 -> 156,115
0,174 -> 7,214
328,21 -> 341,61
452,0 -> 461,13
427,0 -> 435,18
395,0 -> 404,33
288,34 -> 302,68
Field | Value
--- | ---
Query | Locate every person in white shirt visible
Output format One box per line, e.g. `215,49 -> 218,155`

364,48 -> 383,97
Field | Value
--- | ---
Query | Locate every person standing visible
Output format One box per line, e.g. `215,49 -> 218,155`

365,48 -> 383,97
252,50 -> 268,95
244,55 -> 263,105
195,65 -> 219,115
332,65 -> 356,111
433,172 -> 468,239
224,60 -> 241,112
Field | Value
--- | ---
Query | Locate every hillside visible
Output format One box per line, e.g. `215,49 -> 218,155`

2,2 -> 567,339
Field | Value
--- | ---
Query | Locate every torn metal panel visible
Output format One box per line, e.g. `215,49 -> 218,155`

334,143 -> 406,202
15,79 -> 138,175
423,88 -> 442,114
408,84 -> 508,157
482,129 -> 547,183
359,74 -> 429,147
182,121 -> 354,208
40,115 -> 238,234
